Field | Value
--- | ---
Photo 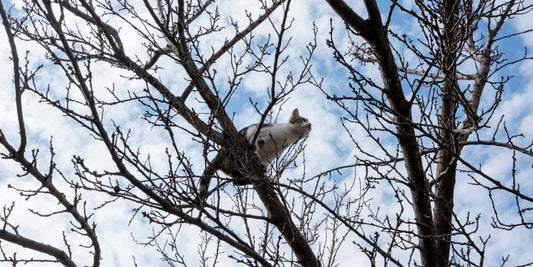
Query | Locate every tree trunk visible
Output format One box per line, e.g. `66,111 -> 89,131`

325,1 -> 440,265
433,1 -> 461,266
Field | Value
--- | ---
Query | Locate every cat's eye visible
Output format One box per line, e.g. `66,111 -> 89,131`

292,117 -> 308,124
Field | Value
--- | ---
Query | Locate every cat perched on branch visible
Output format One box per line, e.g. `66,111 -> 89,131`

198,108 -> 312,200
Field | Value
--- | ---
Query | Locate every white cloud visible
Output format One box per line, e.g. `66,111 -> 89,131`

1,0 -> 533,266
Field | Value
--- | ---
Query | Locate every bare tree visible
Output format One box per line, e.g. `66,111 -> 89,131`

1,0 -> 533,266
0,0 -> 320,266
323,0 -> 533,266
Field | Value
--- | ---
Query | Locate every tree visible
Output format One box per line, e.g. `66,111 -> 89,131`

324,0 -> 533,266
0,0 -> 532,266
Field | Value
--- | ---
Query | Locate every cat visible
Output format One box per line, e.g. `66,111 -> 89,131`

197,108 -> 312,200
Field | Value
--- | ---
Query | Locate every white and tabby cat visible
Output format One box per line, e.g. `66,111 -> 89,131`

198,108 -> 312,200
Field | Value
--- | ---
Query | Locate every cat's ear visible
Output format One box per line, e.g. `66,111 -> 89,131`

292,108 -> 299,117
290,108 -> 300,123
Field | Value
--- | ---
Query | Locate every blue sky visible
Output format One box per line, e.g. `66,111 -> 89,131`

1,0 -> 533,266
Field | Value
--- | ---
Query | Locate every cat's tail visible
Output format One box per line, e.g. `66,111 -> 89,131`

197,166 -> 215,202
197,156 -> 221,202
196,153 -> 254,203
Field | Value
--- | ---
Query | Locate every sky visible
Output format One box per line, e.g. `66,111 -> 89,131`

1,0 -> 533,266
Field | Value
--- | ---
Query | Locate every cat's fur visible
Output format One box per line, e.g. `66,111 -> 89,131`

198,108 -> 311,200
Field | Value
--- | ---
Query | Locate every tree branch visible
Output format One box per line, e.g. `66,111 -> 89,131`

0,230 -> 77,267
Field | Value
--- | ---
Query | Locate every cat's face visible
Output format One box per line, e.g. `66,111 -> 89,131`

289,109 -> 312,137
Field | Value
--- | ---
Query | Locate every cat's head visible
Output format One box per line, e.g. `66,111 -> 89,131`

289,108 -> 312,137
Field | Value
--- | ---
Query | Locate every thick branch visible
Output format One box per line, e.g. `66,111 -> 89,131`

0,1 -> 26,153
0,230 -> 77,267
432,1 -> 461,265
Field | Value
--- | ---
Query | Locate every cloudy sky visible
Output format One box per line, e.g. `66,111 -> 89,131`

1,0 -> 533,266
